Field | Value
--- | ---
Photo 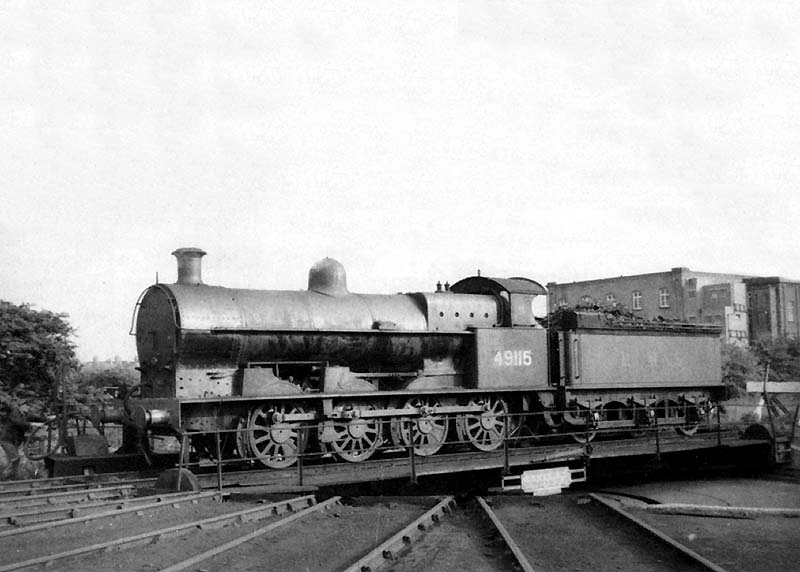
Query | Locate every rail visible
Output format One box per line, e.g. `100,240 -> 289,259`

589,493 -> 731,572
342,496 -> 455,572
0,494 -> 320,572
476,496 -> 537,572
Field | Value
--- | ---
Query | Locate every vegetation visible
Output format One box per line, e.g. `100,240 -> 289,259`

721,343 -> 763,398
0,301 -> 79,417
74,359 -> 138,402
0,301 -> 136,417
722,337 -> 800,398
750,337 -> 800,382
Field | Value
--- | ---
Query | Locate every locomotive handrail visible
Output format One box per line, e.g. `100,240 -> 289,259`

207,327 -> 476,335
130,284 -> 180,335
128,288 -> 148,335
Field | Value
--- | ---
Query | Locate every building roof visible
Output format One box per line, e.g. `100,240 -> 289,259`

745,276 -> 800,285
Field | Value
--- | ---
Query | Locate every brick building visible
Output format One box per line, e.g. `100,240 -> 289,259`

547,268 -> 750,345
745,277 -> 800,342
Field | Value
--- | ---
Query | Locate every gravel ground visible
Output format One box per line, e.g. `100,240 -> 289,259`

630,507 -> 800,572
489,494 -> 711,572
2,475 -> 798,572
391,476 -> 800,572
384,503 -> 515,572
1,495 -> 435,572
601,476 -> 800,508
601,476 -> 800,572
201,498 -> 431,572
0,497 -> 248,567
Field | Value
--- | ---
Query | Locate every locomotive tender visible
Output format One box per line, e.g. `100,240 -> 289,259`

128,248 -> 723,468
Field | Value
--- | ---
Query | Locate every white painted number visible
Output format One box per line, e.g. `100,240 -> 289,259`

493,350 -> 533,367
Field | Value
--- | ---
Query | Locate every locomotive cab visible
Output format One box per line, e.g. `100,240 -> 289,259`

450,275 -> 547,327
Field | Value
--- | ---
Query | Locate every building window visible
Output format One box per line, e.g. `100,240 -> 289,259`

581,295 -> 592,304
728,330 -> 748,341
606,293 -> 616,302
558,298 -> 567,308
789,301 -> 796,323
632,290 -> 642,310
659,288 -> 670,308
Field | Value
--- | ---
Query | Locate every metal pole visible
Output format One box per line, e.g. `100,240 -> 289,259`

178,432 -> 187,470
762,364 -> 778,462
654,407 -> 661,462
503,413 -> 510,475
408,420 -> 417,485
177,433 -> 188,493
60,366 -> 68,453
716,403 -> 722,447
215,430 -> 223,493
585,410 -> 591,444
297,425 -> 304,487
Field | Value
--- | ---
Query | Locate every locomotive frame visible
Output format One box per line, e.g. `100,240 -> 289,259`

125,249 -> 724,469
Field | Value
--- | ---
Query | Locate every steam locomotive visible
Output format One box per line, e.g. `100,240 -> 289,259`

126,248 -> 723,468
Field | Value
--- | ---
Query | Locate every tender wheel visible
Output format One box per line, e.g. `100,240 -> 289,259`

567,404 -> 597,444
331,402 -> 382,462
628,406 -> 650,438
390,396 -> 449,456
248,402 -> 308,469
601,401 -> 648,439
654,399 -> 700,436
456,396 -> 507,452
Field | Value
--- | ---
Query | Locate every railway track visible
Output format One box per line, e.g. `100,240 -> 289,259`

0,473 -> 155,499
0,482 -> 794,572
0,489 -> 221,533
0,494 -> 313,571
469,494 -> 746,572
376,492 -> 759,572
0,473 -> 161,524
0,494 -> 455,572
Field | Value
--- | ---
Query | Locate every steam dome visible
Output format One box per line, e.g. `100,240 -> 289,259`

308,258 -> 349,297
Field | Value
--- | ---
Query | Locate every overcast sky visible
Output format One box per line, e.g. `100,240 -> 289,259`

2,2 -> 799,361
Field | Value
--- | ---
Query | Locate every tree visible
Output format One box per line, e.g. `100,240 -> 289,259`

751,337 -> 800,381
721,343 -> 763,398
73,360 -> 138,404
0,301 -> 79,415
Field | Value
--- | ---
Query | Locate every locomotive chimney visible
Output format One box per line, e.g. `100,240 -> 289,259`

172,247 -> 207,285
